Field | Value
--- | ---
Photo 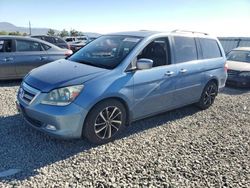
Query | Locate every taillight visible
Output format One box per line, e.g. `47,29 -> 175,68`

224,62 -> 228,72
65,50 -> 73,56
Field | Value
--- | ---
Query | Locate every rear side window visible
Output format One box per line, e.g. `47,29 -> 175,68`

16,40 -> 43,52
200,38 -> 222,59
0,39 -> 12,52
173,36 -> 197,63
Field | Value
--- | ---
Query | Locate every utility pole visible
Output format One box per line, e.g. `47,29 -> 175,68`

29,21 -> 31,36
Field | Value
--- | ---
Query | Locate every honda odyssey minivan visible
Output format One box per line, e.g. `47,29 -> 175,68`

17,30 -> 227,144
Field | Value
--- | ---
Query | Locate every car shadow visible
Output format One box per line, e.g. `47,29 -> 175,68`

0,80 -> 22,87
0,105 -> 199,181
222,86 -> 250,95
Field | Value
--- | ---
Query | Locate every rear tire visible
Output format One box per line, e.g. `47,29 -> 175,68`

83,99 -> 126,144
197,81 -> 218,110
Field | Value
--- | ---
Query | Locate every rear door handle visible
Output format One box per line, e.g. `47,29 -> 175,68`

179,69 -> 187,73
165,71 -> 174,76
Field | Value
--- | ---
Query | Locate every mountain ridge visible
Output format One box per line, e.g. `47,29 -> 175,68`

0,22 -> 60,35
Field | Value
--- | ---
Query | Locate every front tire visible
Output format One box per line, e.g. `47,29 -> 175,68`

83,99 -> 126,144
197,81 -> 218,110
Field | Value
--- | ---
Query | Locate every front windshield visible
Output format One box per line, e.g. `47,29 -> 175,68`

69,35 -> 142,69
227,50 -> 250,63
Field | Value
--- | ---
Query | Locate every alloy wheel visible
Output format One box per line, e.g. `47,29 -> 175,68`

94,106 -> 122,139
203,84 -> 217,106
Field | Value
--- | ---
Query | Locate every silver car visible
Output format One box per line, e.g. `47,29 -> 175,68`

0,36 -> 72,80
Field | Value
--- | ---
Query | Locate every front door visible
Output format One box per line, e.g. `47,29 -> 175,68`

132,38 -> 177,119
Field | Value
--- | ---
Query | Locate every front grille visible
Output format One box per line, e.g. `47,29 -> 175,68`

227,70 -> 240,78
19,82 -> 40,105
22,89 -> 35,103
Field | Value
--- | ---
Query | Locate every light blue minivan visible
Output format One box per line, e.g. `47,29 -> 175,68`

17,30 -> 227,144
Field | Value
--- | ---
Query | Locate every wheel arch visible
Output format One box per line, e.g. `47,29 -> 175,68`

203,77 -> 219,92
85,96 -> 131,127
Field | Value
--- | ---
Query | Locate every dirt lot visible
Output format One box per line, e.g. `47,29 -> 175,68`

0,81 -> 249,187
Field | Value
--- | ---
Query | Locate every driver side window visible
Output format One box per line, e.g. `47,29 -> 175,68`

137,38 -> 170,67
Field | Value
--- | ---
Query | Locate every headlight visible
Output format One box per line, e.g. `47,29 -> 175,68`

239,71 -> 250,77
41,85 -> 84,106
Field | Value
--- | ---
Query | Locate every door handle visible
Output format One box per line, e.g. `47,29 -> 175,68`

3,57 -> 13,62
165,71 -> 174,76
39,56 -> 47,60
179,69 -> 187,73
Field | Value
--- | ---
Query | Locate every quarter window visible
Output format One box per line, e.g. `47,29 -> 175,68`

16,40 -> 43,52
173,36 -> 198,63
200,38 -> 222,59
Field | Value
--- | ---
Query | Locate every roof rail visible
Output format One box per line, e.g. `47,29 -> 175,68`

171,29 -> 209,35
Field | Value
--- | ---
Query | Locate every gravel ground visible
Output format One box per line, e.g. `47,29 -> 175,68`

0,81 -> 249,187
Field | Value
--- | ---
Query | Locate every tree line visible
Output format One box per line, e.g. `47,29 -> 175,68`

47,29 -> 83,37
0,31 -> 28,36
0,29 -> 83,38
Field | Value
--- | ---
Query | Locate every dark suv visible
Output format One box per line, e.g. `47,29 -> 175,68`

32,35 -> 69,49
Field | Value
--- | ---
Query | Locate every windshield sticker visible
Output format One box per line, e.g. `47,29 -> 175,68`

123,38 -> 140,43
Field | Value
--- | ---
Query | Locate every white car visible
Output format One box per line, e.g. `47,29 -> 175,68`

226,47 -> 250,87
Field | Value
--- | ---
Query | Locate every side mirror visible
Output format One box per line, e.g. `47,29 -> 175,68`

137,58 -> 153,70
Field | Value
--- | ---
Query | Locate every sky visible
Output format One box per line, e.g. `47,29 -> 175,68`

0,0 -> 250,36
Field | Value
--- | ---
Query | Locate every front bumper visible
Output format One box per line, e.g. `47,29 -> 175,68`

16,99 -> 88,139
226,77 -> 250,88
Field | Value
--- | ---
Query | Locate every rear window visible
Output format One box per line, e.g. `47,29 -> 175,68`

200,38 -> 222,59
16,40 -> 43,52
173,36 -> 198,63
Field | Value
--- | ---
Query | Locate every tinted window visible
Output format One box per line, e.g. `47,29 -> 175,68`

65,38 -> 74,42
69,35 -> 142,69
0,39 -> 12,52
45,36 -> 55,44
16,40 -> 43,52
137,38 -> 170,67
227,50 -> 250,63
174,36 -> 197,63
55,37 -> 65,43
200,38 -> 222,59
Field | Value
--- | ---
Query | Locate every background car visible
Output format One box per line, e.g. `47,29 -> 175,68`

64,35 -> 100,52
226,47 -> 250,87
32,35 -> 69,49
0,35 -> 72,80
70,37 -> 99,52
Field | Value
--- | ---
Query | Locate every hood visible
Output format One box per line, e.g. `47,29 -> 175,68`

25,59 -> 108,92
227,60 -> 250,72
